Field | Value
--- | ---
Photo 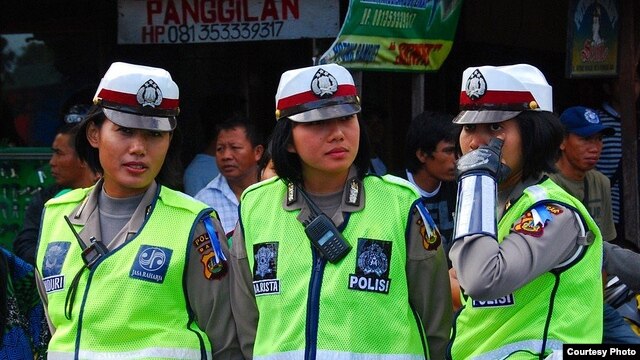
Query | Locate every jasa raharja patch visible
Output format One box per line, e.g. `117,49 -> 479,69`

252,242 -> 280,296
348,239 -> 392,294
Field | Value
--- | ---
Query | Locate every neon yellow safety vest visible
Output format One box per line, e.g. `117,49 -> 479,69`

449,178 -> 603,360
37,186 -> 213,360
241,175 -> 429,360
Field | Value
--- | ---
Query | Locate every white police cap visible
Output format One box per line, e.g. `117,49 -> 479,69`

93,62 -> 179,131
275,63 -> 361,122
453,64 -> 553,124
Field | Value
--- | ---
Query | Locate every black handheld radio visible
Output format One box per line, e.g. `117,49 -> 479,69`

296,185 -> 351,263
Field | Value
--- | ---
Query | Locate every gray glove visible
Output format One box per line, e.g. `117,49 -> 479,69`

455,138 -> 510,183
453,138 -> 509,242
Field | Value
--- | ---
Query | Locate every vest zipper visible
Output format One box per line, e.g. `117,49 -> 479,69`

304,249 -> 326,360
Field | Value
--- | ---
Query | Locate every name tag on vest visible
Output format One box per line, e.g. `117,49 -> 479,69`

43,275 -> 65,293
472,294 -> 515,308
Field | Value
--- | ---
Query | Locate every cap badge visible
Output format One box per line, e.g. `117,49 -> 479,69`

136,79 -> 163,108
310,68 -> 338,99
584,109 -> 599,124
465,69 -> 487,100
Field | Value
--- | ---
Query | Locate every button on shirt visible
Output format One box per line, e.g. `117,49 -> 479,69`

195,174 -> 239,235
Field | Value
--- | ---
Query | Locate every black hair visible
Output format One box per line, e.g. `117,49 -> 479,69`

215,115 -> 263,148
404,111 -> 457,173
55,122 -> 83,151
515,111 -> 564,179
270,116 -> 372,184
76,107 -> 183,189
257,135 -> 274,181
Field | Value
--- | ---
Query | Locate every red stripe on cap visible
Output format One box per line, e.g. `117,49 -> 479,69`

459,90 -> 534,106
277,84 -> 357,110
97,89 -> 179,109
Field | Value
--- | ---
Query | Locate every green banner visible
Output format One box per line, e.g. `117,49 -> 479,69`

319,0 -> 463,72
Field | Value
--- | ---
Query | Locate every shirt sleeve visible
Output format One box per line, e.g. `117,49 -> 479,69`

449,203 -> 583,300
13,189 -> 48,265
228,221 -> 258,359
604,241 -> 640,292
186,217 -> 243,359
406,207 -> 453,360
600,178 -> 617,242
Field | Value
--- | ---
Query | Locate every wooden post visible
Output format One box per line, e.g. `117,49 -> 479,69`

618,0 -> 639,248
412,73 -> 425,120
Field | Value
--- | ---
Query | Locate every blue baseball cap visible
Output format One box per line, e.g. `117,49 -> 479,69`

559,106 -> 614,137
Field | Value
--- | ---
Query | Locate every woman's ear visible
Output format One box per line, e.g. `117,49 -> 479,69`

86,122 -> 100,149
287,142 -> 296,154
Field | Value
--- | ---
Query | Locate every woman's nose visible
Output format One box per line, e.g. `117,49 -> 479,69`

468,133 -> 490,150
129,135 -> 147,155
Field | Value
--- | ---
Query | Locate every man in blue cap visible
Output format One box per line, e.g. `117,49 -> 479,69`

549,105 -> 616,242
549,105 -> 640,344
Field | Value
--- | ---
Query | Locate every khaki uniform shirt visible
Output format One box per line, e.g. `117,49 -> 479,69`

229,171 -> 452,360
548,170 -> 616,241
450,176 -> 586,300
35,180 -> 241,359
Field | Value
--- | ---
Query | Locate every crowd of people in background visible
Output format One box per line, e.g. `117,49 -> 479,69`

1,59 -> 639,359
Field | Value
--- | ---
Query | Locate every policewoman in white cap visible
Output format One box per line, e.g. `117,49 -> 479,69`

448,64 -> 603,359
35,62 -> 240,359
228,63 -> 452,360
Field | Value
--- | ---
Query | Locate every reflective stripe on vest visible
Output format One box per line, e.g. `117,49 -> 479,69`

48,347 -> 210,360
469,339 -> 563,360
255,350 -> 425,360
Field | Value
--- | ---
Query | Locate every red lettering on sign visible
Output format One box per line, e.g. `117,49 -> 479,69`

164,0 -> 181,24
201,0 -> 216,22
145,0 -> 300,25
395,43 -> 442,66
282,0 -> 299,20
147,0 -> 163,24
243,0 -> 258,21
262,0 -> 279,20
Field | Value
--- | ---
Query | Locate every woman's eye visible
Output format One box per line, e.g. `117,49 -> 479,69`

489,124 -> 502,131
118,127 -> 133,134
463,124 -> 475,131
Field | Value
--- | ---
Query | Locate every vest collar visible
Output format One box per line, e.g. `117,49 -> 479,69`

67,179 -> 159,248
283,167 -> 365,225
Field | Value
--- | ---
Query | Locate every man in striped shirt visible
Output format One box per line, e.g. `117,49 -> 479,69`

594,74 -> 640,246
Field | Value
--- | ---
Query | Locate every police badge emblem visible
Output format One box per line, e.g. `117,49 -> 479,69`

42,241 -> 71,293
310,68 -> 339,98
253,242 -> 280,296
465,69 -> 487,101
348,239 -> 392,294
136,79 -> 163,107
130,245 -> 173,283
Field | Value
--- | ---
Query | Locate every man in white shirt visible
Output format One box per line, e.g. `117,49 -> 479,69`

195,116 -> 263,236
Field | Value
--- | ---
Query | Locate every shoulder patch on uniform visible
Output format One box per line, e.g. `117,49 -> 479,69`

513,202 -> 560,238
193,232 -> 226,280
415,203 -> 441,251
513,211 -> 544,237
544,204 -> 563,215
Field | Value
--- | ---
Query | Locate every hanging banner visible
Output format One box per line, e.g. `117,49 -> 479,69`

565,0 -> 619,78
318,0 -> 463,72
117,0 -> 340,44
